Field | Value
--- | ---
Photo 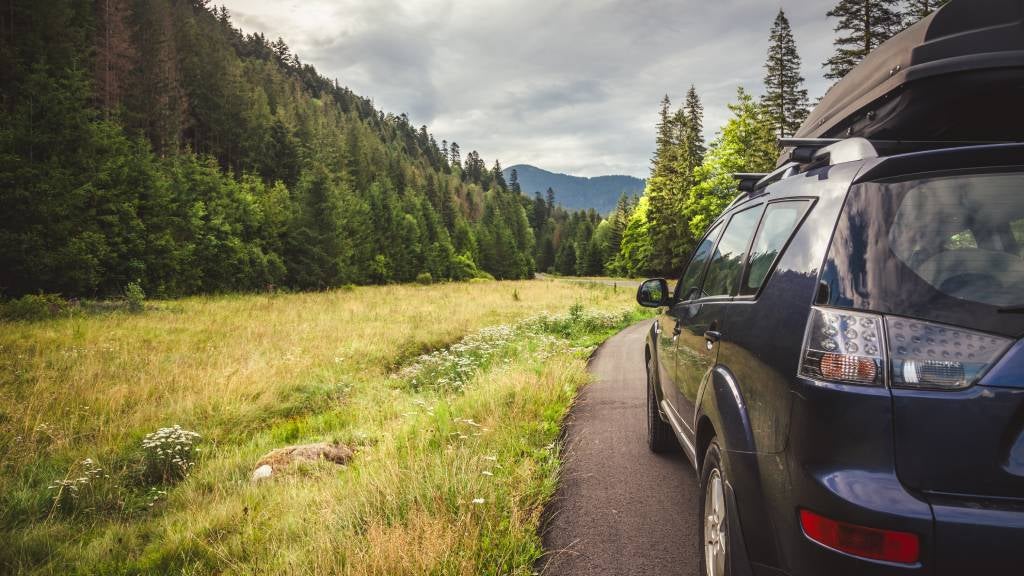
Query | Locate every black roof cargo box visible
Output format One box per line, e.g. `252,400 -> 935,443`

793,0 -> 1024,144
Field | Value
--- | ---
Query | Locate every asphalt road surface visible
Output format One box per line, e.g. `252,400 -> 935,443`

539,321 -> 700,576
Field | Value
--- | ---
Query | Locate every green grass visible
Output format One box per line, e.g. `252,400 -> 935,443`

0,280 -> 648,574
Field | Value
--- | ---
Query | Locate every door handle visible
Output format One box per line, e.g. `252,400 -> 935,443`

704,330 -> 722,343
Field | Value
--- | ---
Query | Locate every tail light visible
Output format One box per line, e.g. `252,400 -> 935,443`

800,509 -> 919,564
885,317 -> 1011,390
800,306 -> 1012,390
799,307 -> 885,386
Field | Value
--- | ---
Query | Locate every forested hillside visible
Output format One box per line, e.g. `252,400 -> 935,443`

0,0 -> 537,298
0,0 -> 951,299
502,165 -> 644,214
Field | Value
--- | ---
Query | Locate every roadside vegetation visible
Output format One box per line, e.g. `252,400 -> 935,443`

0,279 -> 647,574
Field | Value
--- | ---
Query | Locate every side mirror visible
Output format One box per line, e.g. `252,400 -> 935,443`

637,278 -> 670,308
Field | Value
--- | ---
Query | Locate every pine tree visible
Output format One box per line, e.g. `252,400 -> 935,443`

491,160 -> 506,189
682,86 -> 706,174
902,0 -> 948,25
645,88 -> 706,274
449,141 -> 461,168
762,10 -> 810,138
651,95 -> 674,178
824,0 -> 904,80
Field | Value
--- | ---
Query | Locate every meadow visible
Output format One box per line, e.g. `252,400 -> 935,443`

0,279 -> 644,574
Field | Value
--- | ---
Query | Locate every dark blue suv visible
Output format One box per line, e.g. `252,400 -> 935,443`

636,139 -> 1024,575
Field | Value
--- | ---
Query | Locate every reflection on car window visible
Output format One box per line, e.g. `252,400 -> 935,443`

744,201 -> 809,293
887,173 -> 1024,307
702,206 -> 763,298
943,230 -> 978,250
676,223 -> 722,301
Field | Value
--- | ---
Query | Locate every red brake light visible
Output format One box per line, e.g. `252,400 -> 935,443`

800,509 -> 919,565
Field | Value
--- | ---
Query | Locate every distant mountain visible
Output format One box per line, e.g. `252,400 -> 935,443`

504,165 -> 645,214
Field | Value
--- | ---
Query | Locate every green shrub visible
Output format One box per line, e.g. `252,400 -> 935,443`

449,253 -> 480,281
125,281 -> 146,312
415,272 -> 433,285
0,294 -> 71,321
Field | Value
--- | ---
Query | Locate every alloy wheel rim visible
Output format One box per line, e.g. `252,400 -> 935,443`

704,468 -> 727,576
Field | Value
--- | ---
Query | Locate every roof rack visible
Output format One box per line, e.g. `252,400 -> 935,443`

780,137 -> 877,166
732,173 -> 769,193
730,137 -> 1016,210
779,137 -> 1010,167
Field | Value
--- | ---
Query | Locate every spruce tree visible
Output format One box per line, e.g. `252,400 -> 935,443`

762,10 -> 809,138
645,95 -> 681,273
449,141 -> 461,168
824,0 -> 904,80
682,86 -> 706,174
651,95 -> 674,178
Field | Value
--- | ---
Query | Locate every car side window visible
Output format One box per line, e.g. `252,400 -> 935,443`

741,200 -> 812,295
701,205 -> 763,298
675,223 -> 723,302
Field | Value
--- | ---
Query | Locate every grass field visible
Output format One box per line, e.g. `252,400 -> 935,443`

0,279 -> 645,575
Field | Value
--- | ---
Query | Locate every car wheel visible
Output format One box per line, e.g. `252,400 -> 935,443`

646,354 -> 678,453
698,438 -> 729,576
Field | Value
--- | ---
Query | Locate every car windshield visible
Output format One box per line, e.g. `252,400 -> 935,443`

821,171 -> 1024,338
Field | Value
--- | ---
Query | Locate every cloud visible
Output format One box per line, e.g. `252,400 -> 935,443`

225,0 -> 839,177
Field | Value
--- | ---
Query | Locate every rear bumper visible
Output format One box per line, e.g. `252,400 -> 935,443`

929,494 -> 1024,575
771,380 -> 934,575
780,466 -> 934,575
761,378 -> 1024,575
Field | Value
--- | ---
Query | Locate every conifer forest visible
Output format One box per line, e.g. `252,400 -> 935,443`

0,0 -> 946,299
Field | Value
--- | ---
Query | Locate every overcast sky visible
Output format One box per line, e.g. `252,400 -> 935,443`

224,0 -> 840,178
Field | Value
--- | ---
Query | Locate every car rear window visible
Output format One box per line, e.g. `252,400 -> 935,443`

821,171 -> 1024,337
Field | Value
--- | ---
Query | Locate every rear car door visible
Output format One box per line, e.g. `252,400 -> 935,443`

673,205 -> 763,430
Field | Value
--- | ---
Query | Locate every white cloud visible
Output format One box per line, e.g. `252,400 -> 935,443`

225,0 -> 839,177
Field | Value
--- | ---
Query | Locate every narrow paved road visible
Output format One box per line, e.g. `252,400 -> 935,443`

539,321 -> 700,576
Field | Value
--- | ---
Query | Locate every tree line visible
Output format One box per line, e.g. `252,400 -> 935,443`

0,0 -> 535,298
0,1 -> 949,298
570,0 -> 948,279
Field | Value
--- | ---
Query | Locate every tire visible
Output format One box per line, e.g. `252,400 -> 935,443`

698,438 -> 730,576
646,354 -> 678,453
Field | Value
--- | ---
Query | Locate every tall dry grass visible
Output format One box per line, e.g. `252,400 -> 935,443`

0,279 -> 642,574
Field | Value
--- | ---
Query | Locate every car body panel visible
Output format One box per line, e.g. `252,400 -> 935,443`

675,300 -> 725,433
931,495 -> 1024,576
